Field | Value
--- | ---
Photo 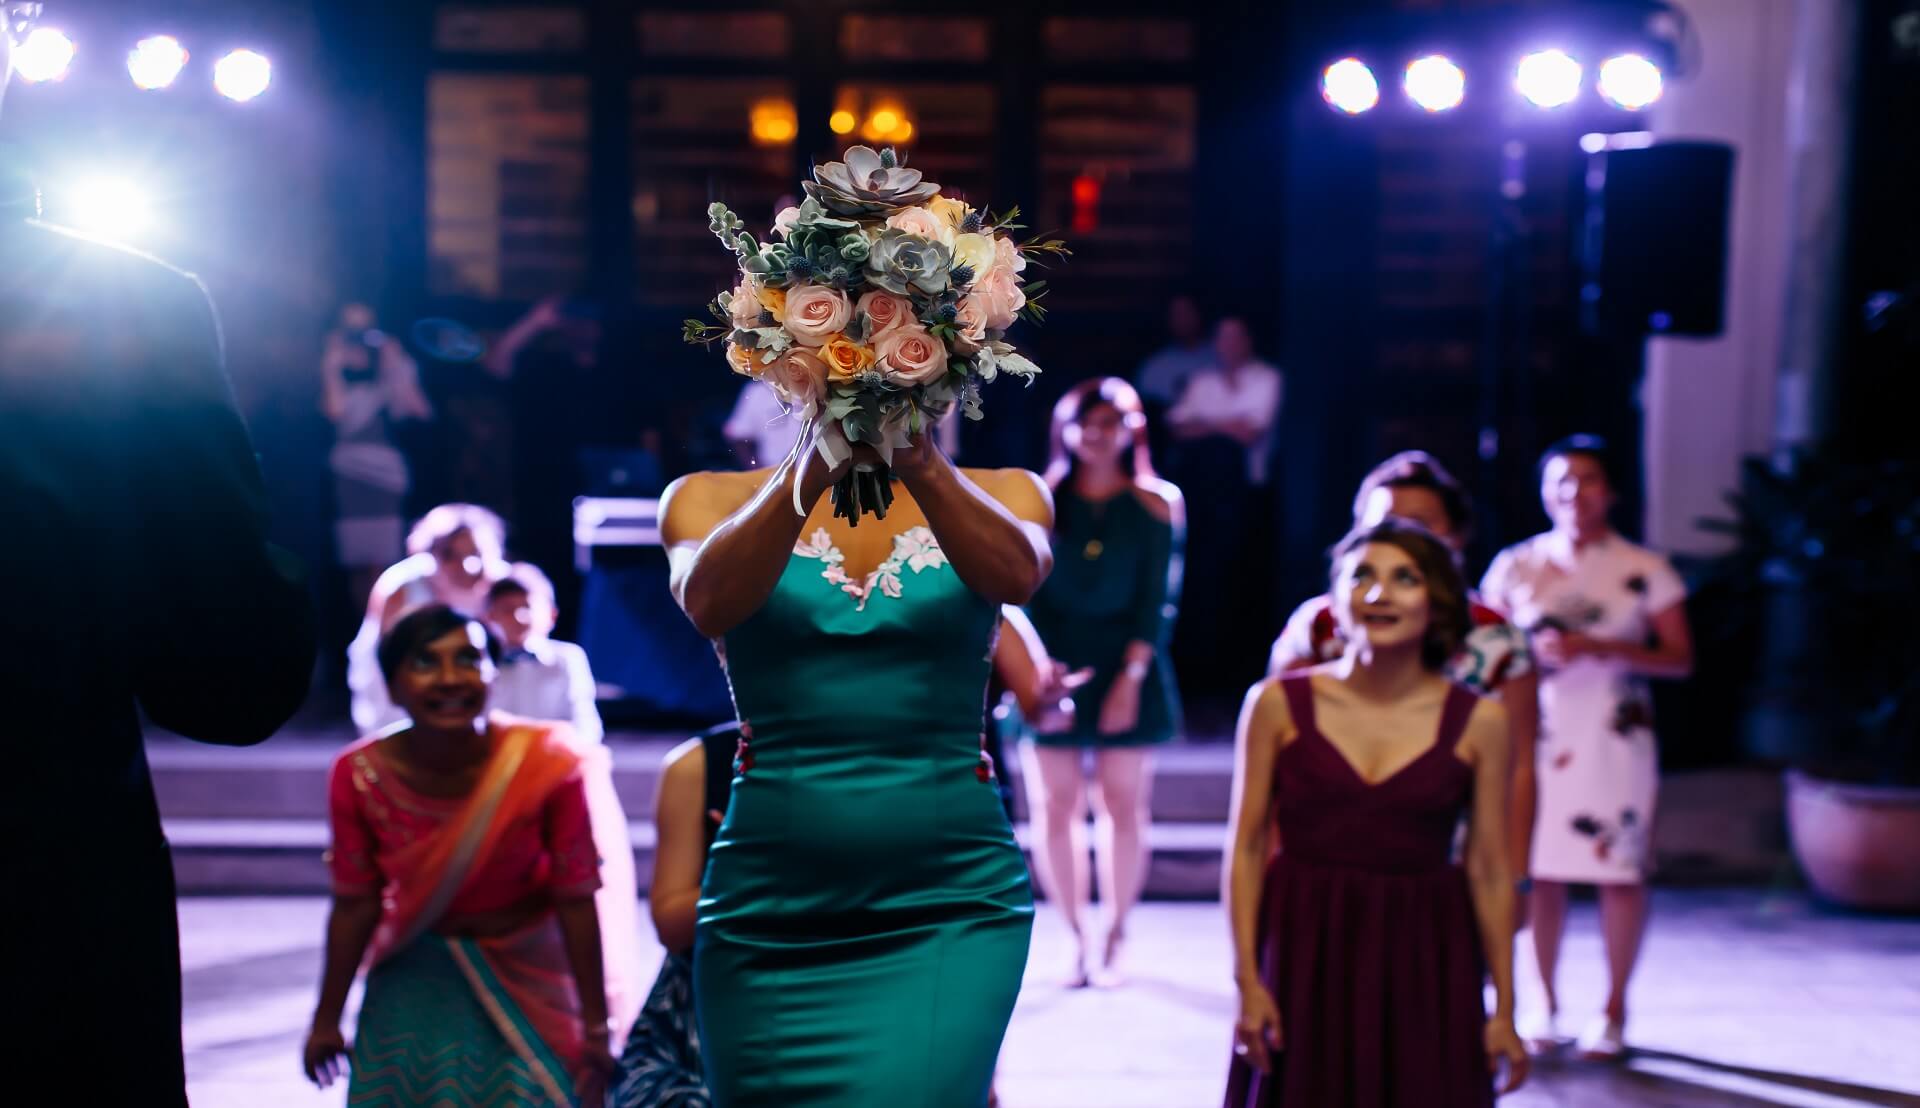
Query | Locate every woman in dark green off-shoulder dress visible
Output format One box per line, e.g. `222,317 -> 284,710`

1021,377 -> 1184,987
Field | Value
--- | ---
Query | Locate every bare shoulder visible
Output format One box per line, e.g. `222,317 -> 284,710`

962,466 -> 1054,528
661,736 -> 707,779
1461,691 -> 1511,759
1241,676 -> 1297,746
1129,476 -> 1184,527
659,470 -> 767,547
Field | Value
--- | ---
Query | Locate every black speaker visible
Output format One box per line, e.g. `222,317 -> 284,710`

1581,140 -> 1735,337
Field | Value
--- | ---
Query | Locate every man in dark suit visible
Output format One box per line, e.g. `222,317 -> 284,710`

1,7 -> 317,1102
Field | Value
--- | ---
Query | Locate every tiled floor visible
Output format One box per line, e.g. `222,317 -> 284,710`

181,890 -> 1920,1107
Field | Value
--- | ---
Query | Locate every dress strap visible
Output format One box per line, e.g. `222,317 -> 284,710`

1436,683 -> 1480,751
1278,675 -> 1318,740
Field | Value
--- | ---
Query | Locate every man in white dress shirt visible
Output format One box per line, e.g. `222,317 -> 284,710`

1166,316 -> 1283,485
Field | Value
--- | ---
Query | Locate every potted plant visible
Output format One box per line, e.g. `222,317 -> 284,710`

1697,452 -> 1920,912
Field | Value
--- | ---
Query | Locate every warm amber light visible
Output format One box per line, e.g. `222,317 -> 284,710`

891,120 -> 914,143
749,98 -> 798,146
829,109 -> 857,135
870,108 -> 901,134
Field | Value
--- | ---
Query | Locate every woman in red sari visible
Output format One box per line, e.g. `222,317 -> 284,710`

304,605 -> 618,1106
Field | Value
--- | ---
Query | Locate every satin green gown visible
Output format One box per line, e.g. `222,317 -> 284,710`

694,524 -> 1034,1107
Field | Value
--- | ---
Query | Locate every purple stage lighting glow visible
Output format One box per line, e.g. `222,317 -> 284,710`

1322,58 -> 1380,115
12,26 -> 75,83
127,35 -> 188,90
1404,55 -> 1465,113
1598,53 -> 1663,109
1515,49 -> 1582,108
213,48 -> 270,102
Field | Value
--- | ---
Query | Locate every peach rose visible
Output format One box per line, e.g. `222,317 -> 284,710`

994,233 -> 1027,274
856,290 -> 916,338
875,324 -> 950,387
773,205 -> 801,238
768,347 -> 828,407
951,232 -> 997,281
728,278 -> 766,330
782,284 -> 853,347
951,297 -> 988,352
886,205 -> 954,247
972,265 -> 1026,332
725,341 -> 762,378
819,334 -> 876,382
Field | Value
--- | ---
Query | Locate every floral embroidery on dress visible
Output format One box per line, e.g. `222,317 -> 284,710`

792,526 -> 950,611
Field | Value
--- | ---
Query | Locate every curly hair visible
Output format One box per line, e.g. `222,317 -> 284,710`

1329,519 -> 1472,671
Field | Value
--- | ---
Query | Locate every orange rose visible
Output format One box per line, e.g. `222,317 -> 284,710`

819,334 -> 876,382
725,341 -> 762,378
756,285 -> 788,322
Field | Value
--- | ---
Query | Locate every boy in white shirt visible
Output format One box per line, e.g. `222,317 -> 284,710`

485,562 -> 604,744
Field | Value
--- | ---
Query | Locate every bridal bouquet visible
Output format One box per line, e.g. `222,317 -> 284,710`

685,145 -> 1064,522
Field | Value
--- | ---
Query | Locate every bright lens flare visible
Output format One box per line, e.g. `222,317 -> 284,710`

1598,54 -> 1664,110
1515,49 -> 1582,108
1404,55 -> 1465,112
213,49 -> 272,102
13,27 -> 76,83
128,35 -> 189,91
70,177 -> 152,240
1321,58 -> 1380,114
829,109 -> 857,135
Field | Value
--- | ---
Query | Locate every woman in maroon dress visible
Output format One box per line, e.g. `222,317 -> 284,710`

1225,520 -> 1529,1106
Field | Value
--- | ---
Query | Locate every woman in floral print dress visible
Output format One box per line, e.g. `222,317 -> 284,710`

1481,436 -> 1693,1061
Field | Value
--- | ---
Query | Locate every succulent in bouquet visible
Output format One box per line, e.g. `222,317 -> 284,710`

684,146 -> 1066,523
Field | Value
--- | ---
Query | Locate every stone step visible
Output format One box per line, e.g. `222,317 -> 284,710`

161,817 -> 1232,899
148,735 -> 1237,824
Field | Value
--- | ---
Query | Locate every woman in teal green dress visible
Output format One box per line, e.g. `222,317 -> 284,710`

1022,377 -> 1184,987
659,429 -> 1053,1107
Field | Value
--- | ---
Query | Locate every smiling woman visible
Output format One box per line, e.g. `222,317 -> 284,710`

306,605 -> 633,1107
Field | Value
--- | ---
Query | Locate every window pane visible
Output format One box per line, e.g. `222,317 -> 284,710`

825,84 -> 996,209
631,78 -> 797,308
638,11 -> 790,59
1039,85 -> 1197,311
1043,17 -> 1193,64
435,5 -> 586,53
839,15 -> 990,63
428,74 -> 590,299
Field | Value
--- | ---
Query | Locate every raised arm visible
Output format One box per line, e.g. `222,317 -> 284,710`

666,447 -> 847,639
1463,697 -> 1528,1093
1226,679 -> 1288,1073
893,434 -> 1052,605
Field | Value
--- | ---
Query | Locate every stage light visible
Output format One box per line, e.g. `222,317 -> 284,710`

1598,53 -> 1663,109
870,108 -> 900,134
748,98 -> 797,145
213,49 -> 271,102
829,109 -> 857,135
1321,58 -> 1379,114
1404,55 -> 1465,112
68,177 -> 152,240
127,35 -> 188,90
1515,49 -> 1582,108
12,26 -> 75,83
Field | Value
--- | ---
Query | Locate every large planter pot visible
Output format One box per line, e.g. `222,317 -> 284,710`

1786,769 -> 1920,912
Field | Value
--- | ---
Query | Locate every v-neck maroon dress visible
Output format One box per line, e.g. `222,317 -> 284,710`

1226,676 -> 1492,1108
